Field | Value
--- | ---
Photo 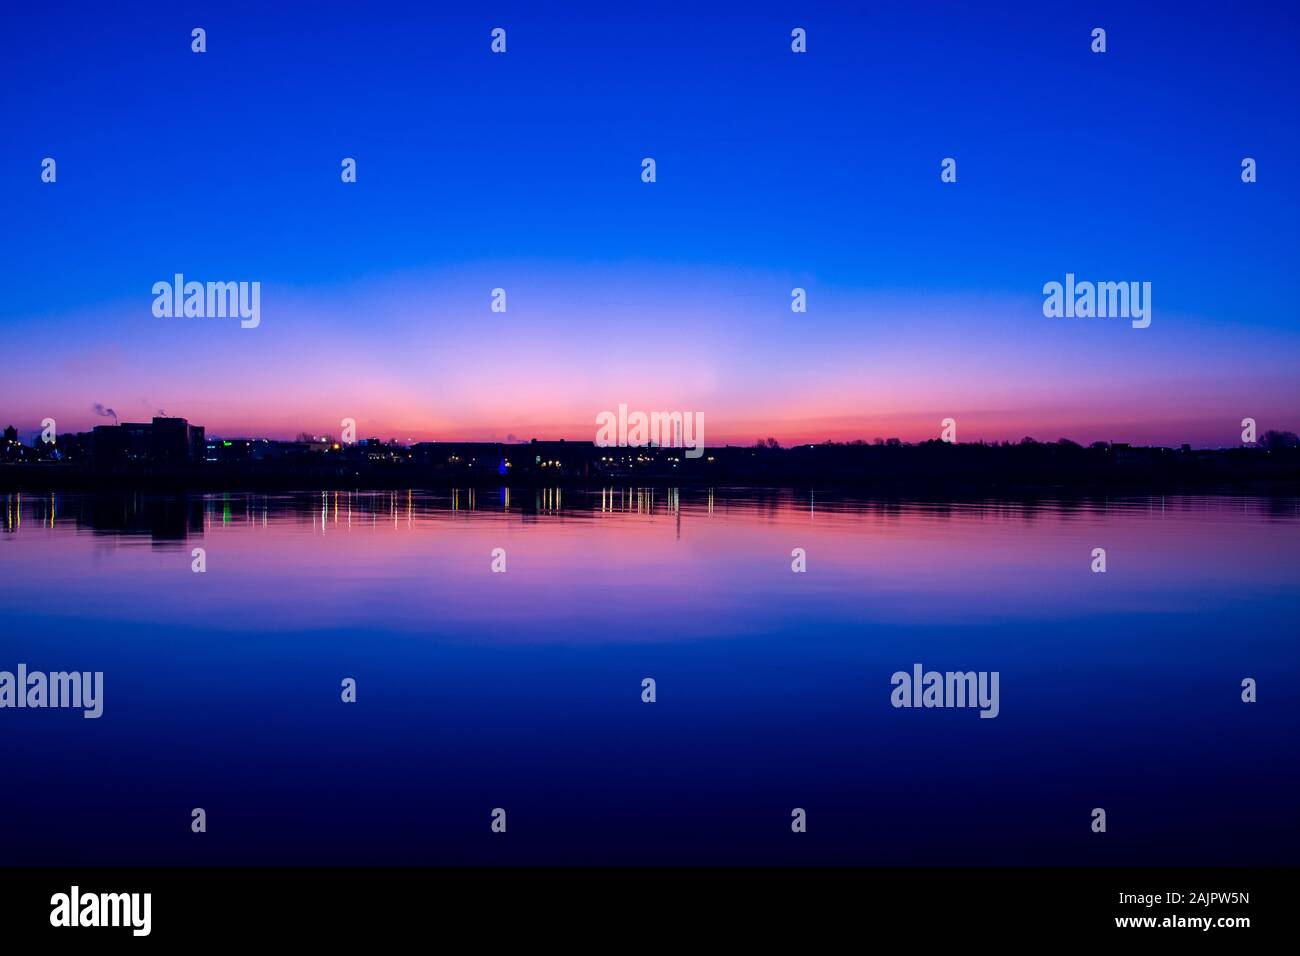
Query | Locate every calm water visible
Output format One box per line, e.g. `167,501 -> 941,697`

1,489 -> 1297,866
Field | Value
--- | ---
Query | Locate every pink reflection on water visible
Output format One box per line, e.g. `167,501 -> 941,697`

1,491 -> 1296,644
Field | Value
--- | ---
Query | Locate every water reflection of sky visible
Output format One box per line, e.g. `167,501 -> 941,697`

1,491 -> 1296,865
4,491 -> 1297,636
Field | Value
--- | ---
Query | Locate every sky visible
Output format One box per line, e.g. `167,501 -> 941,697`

1,0 -> 1297,447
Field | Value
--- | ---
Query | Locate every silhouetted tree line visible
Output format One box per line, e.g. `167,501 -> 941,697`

2,426 -> 1298,493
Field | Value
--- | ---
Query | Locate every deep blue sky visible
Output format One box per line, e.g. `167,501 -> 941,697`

2,1 -> 1296,444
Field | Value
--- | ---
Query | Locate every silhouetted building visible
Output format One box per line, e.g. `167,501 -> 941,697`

1,425 -> 20,462
91,424 -> 129,464
90,417 -> 204,467
122,423 -> 152,460
150,417 -> 186,463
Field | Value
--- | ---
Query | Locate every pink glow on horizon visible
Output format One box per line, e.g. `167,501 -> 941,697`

3,267 -> 1297,449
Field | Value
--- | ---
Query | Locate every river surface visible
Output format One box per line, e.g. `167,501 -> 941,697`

1,489 -> 1296,865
